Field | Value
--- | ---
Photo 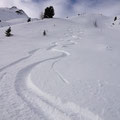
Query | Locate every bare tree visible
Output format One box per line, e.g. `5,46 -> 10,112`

40,12 -> 44,20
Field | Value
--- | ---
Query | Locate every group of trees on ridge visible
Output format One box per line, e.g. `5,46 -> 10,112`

5,6 -> 119,37
5,6 -> 55,37
43,6 -> 55,18
40,6 -> 55,19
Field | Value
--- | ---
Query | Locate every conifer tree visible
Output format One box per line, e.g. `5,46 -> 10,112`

44,6 -> 55,18
27,18 -> 31,22
114,16 -> 117,21
43,30 -> 46,36
5,27 -> 12,37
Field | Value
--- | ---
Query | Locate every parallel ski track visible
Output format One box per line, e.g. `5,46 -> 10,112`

0,48 -> 40,73
15,40 -> 102,120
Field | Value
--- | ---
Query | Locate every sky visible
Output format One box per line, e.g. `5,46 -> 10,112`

0,0 -> 120,18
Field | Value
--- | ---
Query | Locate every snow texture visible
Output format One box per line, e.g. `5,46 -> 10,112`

0,8 -> 120,120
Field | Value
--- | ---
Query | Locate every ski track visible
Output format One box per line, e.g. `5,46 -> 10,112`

0,48 -> 40,73
54,71 -> 70,84
15,52 -> 69,120
0,72 -> 7,82
51,60 -> 70,84
15,39 -> 102,120
48,42 -> 70,84
47,42 -> 58,51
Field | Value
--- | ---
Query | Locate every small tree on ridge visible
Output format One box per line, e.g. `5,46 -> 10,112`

5,27 -> 12,37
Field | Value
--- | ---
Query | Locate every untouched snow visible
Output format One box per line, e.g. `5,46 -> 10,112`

0,11 -> 120,120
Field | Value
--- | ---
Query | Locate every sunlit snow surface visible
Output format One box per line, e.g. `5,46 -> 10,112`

0,8 -> 120,120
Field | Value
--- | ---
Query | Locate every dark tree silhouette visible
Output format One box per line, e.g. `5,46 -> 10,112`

114,16 -> 117,21
43,30 -> 46,36
44,6 -> 55,18
16,9 -> 24,15
5,27 -> 12,37
27,18 -> 31,22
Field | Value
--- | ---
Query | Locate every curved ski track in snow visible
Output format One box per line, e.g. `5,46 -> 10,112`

0,72 -> 7,82
0,48 -> 40,73
51,60 -> 70,84
15,40 -> 102,120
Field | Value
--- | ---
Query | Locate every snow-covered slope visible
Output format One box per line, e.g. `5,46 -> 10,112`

70,13 -> 112,28
0,7 -> 28,21
0,12 -> 120,120
0,7 -> 28,28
